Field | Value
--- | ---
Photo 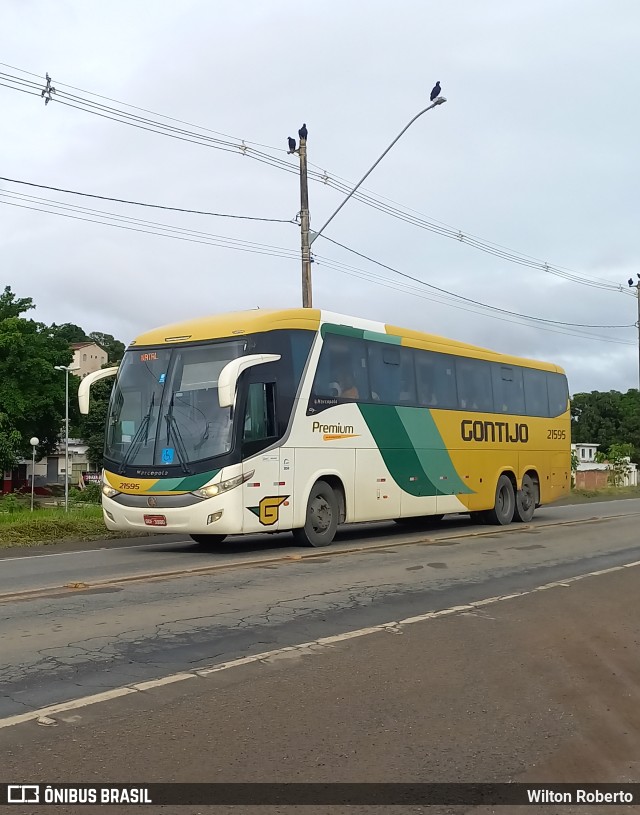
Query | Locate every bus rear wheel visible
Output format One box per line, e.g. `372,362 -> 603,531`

514,474 -> 536,523
190,534 -> 227,545
483,474 -> 515,525
292,480 -> 338,547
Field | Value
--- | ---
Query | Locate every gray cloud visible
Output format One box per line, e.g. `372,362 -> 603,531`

1,0 -> 638,394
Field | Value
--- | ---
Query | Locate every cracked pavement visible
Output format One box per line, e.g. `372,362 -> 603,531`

1,502 -> 640,719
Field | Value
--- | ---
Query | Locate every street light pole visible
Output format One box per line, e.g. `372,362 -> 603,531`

29,436 -> 39,512
55,365 -> 79,512
308,96 -> 447,253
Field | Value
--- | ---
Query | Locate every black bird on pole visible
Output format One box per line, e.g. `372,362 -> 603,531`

287,136 -> 296,154
430,81 -> 441,101
298,123 -> 308,142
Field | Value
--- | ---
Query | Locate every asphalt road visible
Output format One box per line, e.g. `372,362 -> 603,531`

1,500 -> 639,728
2,556 -> 640,815
1,499 -> 638,596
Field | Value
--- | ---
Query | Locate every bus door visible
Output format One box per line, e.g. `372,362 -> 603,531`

240,381 -> 285,533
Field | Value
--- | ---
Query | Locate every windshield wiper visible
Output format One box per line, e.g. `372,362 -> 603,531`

119,393 -> 155,474
164,394 -> 192,475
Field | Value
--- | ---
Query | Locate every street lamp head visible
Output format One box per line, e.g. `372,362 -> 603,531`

30,437 -> 39,447
432,96 -> 447,106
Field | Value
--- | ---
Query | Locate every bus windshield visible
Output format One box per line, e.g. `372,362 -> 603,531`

105,340 -> 246,470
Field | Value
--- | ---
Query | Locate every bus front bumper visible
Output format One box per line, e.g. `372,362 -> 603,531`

101,492 -> 243,536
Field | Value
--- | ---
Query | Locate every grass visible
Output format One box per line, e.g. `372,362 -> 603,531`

0,503 -> 143,548
556,485 -> 640,505
1,483 -> 639,549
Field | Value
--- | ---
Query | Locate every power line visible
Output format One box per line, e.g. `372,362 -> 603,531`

0,190 -> 301,259
1,185 -> 634,347
0,64 -> 631,297
312,255 -> 636,347
0,175 -> 296,223
317,235 -> 636,331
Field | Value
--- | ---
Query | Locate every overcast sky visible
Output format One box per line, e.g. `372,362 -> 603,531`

1,0 -> 638,394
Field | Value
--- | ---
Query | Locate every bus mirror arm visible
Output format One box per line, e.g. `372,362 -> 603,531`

78,367 -> 119,415
218,354 -> 281,408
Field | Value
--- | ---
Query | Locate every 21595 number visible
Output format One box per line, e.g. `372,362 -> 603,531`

547,429 -> 566,439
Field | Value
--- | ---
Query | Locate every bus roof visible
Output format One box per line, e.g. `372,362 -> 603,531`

131,308 -> 564,374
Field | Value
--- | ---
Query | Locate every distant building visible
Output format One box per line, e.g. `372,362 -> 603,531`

571,443 -> 638,489
71,342 -> 108,377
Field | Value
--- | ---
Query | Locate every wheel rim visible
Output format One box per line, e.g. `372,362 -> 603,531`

520,483 -> 533,511
309,494 -> 332,533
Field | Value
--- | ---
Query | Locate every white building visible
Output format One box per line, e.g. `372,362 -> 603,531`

571,443 -> 638,487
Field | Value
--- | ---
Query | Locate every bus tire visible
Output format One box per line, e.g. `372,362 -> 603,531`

190,534 -> 227,545
292,480 -> 338,547
514,474 -> 536,523
484,474 -> 515,526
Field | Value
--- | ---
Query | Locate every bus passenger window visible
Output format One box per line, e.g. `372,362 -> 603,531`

456,358 -> 494,412
491,365 -> 525,415
311,334 -> 369,403
416,351 -> 457,409
547,372 -> 569,417
524,368 -> 550,417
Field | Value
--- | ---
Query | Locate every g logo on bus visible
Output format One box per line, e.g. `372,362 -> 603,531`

248,496 -> 289,526
147,497 -> 157,508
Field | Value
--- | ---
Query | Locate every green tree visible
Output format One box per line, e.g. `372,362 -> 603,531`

88,332 -> 125,363
0,288 -> 73,457
571,389 -> 640,464
0,413 -> 22,473
51,322 -> 89,344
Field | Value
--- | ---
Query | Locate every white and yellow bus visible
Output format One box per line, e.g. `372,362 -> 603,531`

79,309 -> 571,547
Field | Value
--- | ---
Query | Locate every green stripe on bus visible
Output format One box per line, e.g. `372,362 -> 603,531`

396,407 -> 473,495
149,469 -> 220,493
320,324 -> 401,346
358,404 -> 438,496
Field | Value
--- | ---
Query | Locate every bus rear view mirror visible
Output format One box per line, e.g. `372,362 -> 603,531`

78,367 -> 119,414
218,354 -> 280,408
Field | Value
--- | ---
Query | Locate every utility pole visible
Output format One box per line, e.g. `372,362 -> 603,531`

628,276 -> 640,391
298,132 -> 312,308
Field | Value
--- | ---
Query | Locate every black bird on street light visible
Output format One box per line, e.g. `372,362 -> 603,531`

430,81 -> 441,101
629,278 -> 635,287
298,123 -> 308,142
287,137 -> 296,154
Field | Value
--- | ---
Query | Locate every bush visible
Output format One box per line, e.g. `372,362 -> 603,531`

70,483 -> 102,504
0,493 -> 22,514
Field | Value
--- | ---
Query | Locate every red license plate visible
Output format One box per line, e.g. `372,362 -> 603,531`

144,514 -> 167,527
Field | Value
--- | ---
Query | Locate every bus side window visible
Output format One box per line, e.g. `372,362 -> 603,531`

243,382 -> 277,449
491,364 -> 525,414
367,343 -> 415,404
311,335 -> 370,402
456,358 -> 494,412
416,351 -> 457,409
547,372 -> 569,417
523,368 -> 550,417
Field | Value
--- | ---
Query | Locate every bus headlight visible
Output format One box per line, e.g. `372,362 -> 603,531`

192,471 -> 254,499
102,484 -> 120,498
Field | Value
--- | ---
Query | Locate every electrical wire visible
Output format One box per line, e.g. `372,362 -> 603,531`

315,236 -> 636,330
0,65 -> 632,296
0,175 -> 296,223
1,186 -> 634,347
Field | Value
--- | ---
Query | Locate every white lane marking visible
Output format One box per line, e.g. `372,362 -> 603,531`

0,541 -> 191,563
2,556 -> 640,731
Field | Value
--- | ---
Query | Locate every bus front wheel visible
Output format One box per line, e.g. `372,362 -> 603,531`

190,534 -> 227,545
293,480 -> 339,547
483,474 -> 515,525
